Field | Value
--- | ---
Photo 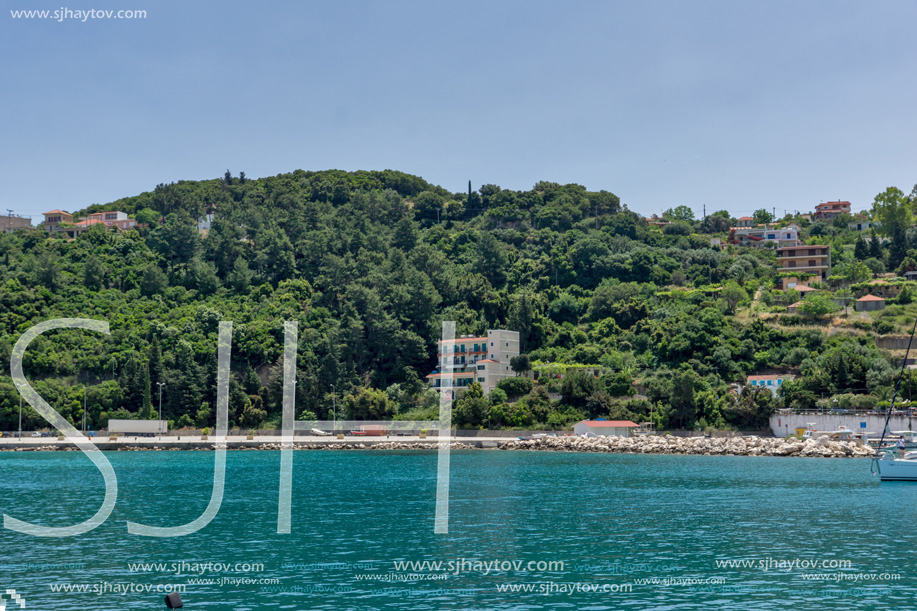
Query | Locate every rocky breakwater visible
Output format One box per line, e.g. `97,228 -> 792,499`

501,435 -> 875,458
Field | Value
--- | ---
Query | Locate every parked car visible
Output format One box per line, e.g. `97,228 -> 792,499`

31,432 -> 41,437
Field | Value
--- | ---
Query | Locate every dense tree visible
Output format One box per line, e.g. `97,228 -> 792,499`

663,205 -> 695,222
753,209 -> 774,224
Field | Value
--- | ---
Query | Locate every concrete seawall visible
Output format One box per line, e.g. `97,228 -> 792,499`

770,414 -> 915,438
0,435 -> 496,451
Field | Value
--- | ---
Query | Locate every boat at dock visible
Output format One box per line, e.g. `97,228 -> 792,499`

802,425 -> 871,444
877,451 -> 917,481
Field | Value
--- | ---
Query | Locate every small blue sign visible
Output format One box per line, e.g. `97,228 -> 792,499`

860,422 -> 867,429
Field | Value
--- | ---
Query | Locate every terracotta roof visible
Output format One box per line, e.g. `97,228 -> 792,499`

74,218 -> 107,227
857,294 -> 885,302
579,420 -> 640,428
736,216 -> 754,221
793,285 -> 817,292
42,210 -> 69,215
477,359 -> 498,363
787,301 -> 805,308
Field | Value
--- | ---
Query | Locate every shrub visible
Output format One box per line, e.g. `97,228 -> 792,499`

496,377 -> 534,399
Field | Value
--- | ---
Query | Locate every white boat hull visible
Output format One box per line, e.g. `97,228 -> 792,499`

877,456 -> 917,481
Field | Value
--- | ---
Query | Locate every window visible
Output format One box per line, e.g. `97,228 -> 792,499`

491,342 -> 494,347
477,365 -> 485,371
767,380 -> 773,385
478,377 -> 485,383
808,260 -> 816,267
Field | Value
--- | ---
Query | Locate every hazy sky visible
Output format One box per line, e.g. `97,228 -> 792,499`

2,0 -> 915,222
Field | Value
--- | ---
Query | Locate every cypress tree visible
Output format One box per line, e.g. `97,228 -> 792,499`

141,362 -> 153,418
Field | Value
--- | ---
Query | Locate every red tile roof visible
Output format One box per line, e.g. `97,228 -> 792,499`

74,218 -> 107,227
42,210 -> 69,215
857,294 -> 885,302
579,420 -> 640,428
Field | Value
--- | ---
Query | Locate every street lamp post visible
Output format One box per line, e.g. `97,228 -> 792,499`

82,386 -> 87,433
18,394 -> 22,440
157,382 -> 165,437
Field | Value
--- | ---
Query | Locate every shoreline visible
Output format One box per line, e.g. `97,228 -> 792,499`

0,434 -> 877,457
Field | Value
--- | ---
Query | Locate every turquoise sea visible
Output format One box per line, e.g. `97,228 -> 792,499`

0,450 -> 914,610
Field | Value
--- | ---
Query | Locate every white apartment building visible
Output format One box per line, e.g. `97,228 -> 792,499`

427,329 -> 520,395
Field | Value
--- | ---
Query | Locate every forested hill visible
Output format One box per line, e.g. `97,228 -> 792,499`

0,169 -> 898,432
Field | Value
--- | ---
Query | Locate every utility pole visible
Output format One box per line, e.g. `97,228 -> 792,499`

83,386 -> 87,433
331,384 -> 336,433
6,209 -> 12,233
436,208 -> 440,224
19,394 -> 22,439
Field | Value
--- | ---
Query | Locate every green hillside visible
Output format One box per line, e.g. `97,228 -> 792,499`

0,170 -> 914,432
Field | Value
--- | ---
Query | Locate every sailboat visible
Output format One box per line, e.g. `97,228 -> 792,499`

875,319 -> 917,481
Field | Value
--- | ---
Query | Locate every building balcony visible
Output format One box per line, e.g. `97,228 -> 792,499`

779,264 -> 829,271
777,253 -> 828,263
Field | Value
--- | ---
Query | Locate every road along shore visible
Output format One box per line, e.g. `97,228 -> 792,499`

0,433 -> 879,457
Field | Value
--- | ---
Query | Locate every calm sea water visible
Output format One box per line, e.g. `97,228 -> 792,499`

0,450 -> 913,610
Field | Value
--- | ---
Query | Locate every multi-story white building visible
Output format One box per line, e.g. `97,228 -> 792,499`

427,329 -> 520,395
731,224 -> 800,248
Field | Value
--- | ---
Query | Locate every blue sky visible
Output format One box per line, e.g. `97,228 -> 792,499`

2,0 -> 915,221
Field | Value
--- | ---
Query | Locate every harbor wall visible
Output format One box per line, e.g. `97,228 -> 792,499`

770,413 -> 915,438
